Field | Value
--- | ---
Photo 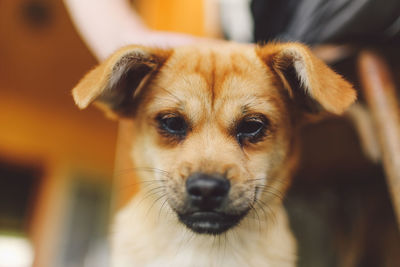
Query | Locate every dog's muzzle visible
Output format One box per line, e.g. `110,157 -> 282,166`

177,173 -> 246,235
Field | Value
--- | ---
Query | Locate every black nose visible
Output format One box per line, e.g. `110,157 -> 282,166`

186,173 -> 230,211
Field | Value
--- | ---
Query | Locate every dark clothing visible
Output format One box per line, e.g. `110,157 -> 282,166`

251,0 -> 400,44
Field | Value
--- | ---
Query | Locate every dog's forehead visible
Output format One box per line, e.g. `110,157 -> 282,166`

147,44 -> 281,118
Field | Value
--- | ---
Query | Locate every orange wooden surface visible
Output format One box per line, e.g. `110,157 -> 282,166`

0,1 -> 117,266
134,0 -> 206,35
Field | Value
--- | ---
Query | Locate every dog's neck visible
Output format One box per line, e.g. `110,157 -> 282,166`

111,192 -> 297,267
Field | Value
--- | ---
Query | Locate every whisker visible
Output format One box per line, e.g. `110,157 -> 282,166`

114,166 -> 171,193
115,166 -> 171,176
135,186 -> 166,208
250,203 -> 261,233
143,185 -> 167,198
146,192 -> 167,217
115,179 -> 166,193
245,177 -> 288,186
244,178 -> 265,183
158,197 -> 170,220
253,200 -> 269,222
256,185 -> 285,199
254,199 -> 278,225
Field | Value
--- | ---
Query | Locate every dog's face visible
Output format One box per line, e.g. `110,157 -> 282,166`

73,43 -> 355,235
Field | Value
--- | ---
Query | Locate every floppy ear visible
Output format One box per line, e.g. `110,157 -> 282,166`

256,43 -> 356,115
72,45 -> 172,117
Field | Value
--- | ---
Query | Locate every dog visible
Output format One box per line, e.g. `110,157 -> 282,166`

72,42 -> 356,267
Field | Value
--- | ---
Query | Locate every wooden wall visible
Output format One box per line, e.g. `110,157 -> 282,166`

0,0 -> 117,266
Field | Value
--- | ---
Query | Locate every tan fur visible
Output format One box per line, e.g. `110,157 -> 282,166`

72,42 -> 356,267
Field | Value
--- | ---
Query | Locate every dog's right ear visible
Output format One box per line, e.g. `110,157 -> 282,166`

256,43 -> 356,116
72,45 -> 172,117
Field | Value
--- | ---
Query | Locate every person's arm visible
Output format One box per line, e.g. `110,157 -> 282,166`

63,0 -> 201,60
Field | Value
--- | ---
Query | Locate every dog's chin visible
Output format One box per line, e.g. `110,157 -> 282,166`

177,211 -> 247,235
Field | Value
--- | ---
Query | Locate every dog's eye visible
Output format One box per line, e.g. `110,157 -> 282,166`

236,116 -> 267,144
237,120 -> 263,135
157,114 -> 188,137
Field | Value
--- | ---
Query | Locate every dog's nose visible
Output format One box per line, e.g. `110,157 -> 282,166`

186,173 -> 230,210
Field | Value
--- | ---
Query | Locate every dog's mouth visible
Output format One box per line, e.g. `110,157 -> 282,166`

177,211 -> 248,235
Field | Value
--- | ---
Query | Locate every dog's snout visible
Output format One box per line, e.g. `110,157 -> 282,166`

186,173 -> 230,210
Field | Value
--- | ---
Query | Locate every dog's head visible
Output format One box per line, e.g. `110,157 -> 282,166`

73,42 -> 355,235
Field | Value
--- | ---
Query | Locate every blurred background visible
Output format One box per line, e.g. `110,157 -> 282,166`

0,0 -> 399,267
0,1 -> 115,266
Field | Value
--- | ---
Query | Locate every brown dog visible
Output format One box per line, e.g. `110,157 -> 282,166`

72,42 -> 355,267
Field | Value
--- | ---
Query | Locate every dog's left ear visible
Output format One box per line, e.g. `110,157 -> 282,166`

257,43 -> 356,115
72,45 -> 171,117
